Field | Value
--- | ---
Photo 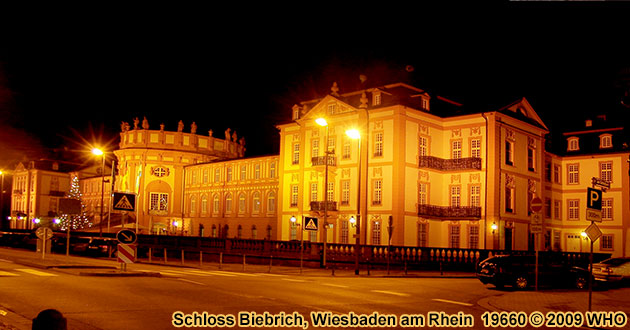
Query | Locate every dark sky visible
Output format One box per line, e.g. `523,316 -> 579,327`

1,3 -> 630,170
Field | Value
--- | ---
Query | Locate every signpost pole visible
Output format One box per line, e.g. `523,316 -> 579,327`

530,196 -> 543,291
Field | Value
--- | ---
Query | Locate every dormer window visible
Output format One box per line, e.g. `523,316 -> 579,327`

585,120 -> 592,127
292,105 -> 300,120
567,137 -> 579,151
600,134 -> 612,149
421,97 -> 430,111
373,92 -> 381,106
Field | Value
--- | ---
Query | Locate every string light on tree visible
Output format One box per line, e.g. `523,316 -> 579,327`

58,174 -> 92,230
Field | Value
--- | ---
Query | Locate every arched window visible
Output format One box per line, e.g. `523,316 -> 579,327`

238,193 -> 246,213
372,221 -> 381,245
211,225 -> 217,238
252,192 -> 261,213
201,194 -> 208,214
266,225 -> 272,240
567,137 -> 579,151
223,225 -> 229,238
225,193 -> 232,213
267,191 -> 276,213
600,134 -> 612,149
213,194 -> 220,215
237,225 -> 243,239
190,195 -> 197,215
252,225 -> 257,239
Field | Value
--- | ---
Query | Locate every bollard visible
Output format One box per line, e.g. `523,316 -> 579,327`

268,255 -> 272,273
164,248 -> 168,264
242,254 -> 246,271
181,250 -> 185,265
199,251 -> 203,267
149,247 -> 152,263
219,252 -> 223,270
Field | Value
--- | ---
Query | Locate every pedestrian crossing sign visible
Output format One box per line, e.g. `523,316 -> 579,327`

113,192 -> 136,211
304,217 -> 318,231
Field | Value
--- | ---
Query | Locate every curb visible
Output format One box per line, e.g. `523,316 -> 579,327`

78,271 -> 162,277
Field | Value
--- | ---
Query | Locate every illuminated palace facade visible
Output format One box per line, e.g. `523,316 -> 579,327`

9,82 -> 630,257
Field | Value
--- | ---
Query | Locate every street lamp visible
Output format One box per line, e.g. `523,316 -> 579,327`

92,148 -> 105,237
0,170 -> 4,230
346,128 -> 362,275
316,118 -> 330,267
291,215 -> 304,274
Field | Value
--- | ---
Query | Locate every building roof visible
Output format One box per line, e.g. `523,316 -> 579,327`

547,112 -> 630,156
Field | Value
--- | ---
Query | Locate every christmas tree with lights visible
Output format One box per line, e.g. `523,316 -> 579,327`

59,174 -> 92,230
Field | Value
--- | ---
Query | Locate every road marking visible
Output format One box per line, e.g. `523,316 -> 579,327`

253,273 -> 287,277
282,278 -> 307,283
432,298 -> 473,307
323,283 -> 349,288
16,269 -> 58,277
190,270 -> 235,277
371,290 -> 410,297
0,271 -> 19,276
210,271 -> 258,277
178,278 -> 207,286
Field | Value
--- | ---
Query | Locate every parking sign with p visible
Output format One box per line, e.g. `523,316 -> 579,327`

587,187 -> 602,211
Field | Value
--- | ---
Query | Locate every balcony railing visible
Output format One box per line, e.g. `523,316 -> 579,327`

310,201 -> 338,212
419,156 -> 481,171
311,155 -> 336,167
418,204 -> 481,219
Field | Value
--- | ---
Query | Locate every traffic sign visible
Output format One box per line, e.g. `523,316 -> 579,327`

591,177 -> 610,190
584,223 -> 602,242
530,224 -> 543,233
530,197 -> 543,213
586,209 -> 602,222
116,229 -> 137,244
304,217 -> 318,231
117,244 -> 136,264
113,192 -> 136,211
35,227 -> 53,240
587,188 -> 602,211
531,213 -> 542,225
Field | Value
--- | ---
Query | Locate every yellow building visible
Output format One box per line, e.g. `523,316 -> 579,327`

9,82 -> 629,257
112,118 -> 245,234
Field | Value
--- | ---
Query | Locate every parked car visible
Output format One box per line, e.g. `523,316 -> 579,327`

592,257 -> 630,284
476,254 -> 590,290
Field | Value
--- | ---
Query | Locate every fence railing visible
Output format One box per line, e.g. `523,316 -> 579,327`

419,156 -> 482,171
0,230 -> 611,272
417,204 -> 481,218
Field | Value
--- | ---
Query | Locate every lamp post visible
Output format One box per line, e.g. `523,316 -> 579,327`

346,128 -> 361,275
92,148 -> 105,237
291,215 -> 304,274
0,170 -> 4,230
316,118 -> 330,267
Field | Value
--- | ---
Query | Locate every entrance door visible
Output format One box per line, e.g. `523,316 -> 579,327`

566,234 -> 581,252
505,227 -> 513,251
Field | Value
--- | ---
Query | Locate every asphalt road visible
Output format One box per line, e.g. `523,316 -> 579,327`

0,260 -> 500,330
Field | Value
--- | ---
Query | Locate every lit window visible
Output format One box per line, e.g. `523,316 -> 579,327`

340,220 -> 348,244
255,164 -> 261,179
341,180 -> 350,206
452,140 -> 462,159
544,198 -> 551,218
417,223 -> 427,247
554,200 -> 561,219
372,221 -> 381,245
290,221 -> 297,240
554,164 -> 561,184
450,185 -> 461,207
374,132 -> 383,157
190,195 -> 197,214
505,187 -> 514,213
310,183 -> 318,202
600,162 -> 612,182
213,195 -> 220,214
269,163 -> 276,178
567,137 -> 579,151
449,225 -> 460,248
373,180 -> 382,205
470,185 -> 480,207
312,139 -> 319,158
252,225 -> 257,239
238,193 -> 246,213
568,164 -> 579,184
602,199 -> 612,220
226,166 -> 232,182
240,165 -> 247,180
214,168 -> 221,183
471,138 -> 481,158
373,92 -> 381,106
418,183 -> 428,205
468,226 -> 479,249
601,234 -> 613,250
527,147 -> 536,172
342,137 -> 351,159
201,194 -> 208,214
419,136 -> 428,157
267,192 -> 276,212
252,192 -> 261,213
203,169 -> 208,183
568,199 -> 579,220
327,182 -> 334,203
292,143 -> 300,165
505,141 -> 514,165
150,193 -> 168,211
600,134 -> 612,149
225,193 -> 233,213
291,185 -> 298,207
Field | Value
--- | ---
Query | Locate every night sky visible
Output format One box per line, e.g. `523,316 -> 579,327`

1,3 -> 630,171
